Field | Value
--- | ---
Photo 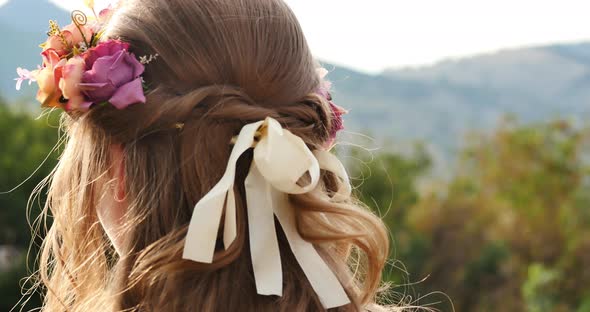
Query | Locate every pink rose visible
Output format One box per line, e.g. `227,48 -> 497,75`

57,57 -> 89,111
79,40 -> 146,109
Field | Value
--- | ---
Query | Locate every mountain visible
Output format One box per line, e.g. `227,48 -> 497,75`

1,0 -> 588,166
0,0 -> 68,99
0,0 -> 69,33
382,43 -> 590,118
323,42 -> 590,154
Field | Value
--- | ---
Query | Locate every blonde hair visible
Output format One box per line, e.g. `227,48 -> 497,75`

34,0 -> 393,311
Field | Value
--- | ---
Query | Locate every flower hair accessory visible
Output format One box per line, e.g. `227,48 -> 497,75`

15,4 -> 150,112
183,117 -> 351,308
317,68 -> 347,149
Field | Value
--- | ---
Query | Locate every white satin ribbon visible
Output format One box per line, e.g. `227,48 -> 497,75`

183,117 -> 351,309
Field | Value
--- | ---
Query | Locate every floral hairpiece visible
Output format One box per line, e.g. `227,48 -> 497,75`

15,3 -> 150,112
316,68 -> 347,148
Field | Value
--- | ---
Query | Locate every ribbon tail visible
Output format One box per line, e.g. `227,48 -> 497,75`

272,190 -> 350,309
183,189 -> 229,263
183,120 -> 265,263
314,150 -> 352,202
245,163 -> 283,296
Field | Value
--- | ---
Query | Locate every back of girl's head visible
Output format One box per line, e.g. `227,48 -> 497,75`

39,0 -> 392,311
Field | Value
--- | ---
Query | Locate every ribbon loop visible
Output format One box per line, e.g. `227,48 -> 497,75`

314,150 -> 352,202
182,117 -> 352,309
254,118 -> 320,194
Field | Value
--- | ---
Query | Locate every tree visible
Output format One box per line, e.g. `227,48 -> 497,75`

403,119 -> 590,311
0,99 -> 59,311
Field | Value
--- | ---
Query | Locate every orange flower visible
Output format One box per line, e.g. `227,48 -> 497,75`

36,49 -> 66,108
43,35 -> 69,56
42,22 -> 93,57
62,23 -> 93,47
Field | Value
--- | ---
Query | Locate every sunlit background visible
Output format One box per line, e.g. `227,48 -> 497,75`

1,0 -> 589,311
8,0 -> 590,72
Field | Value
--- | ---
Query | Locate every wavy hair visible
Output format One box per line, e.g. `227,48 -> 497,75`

32,0 -> 396,311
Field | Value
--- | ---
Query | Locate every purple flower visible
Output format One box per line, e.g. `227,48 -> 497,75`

329,102 -> 346,133
316,68 -> 347,149
83,40 -> 130,69
79,40 -> 146,109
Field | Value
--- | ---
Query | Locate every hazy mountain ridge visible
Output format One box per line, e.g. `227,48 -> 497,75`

1,0 -> 588,161
325,43 -> 590,149
0,0 -> 69,32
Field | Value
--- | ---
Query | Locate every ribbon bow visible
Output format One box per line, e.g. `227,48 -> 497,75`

182,117 -> 351,308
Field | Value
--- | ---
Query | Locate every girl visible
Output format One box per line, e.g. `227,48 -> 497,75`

22,0 -> 395,311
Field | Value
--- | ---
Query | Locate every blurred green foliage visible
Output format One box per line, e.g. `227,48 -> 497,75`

0,98 -> 59,311
351,118 -> 590,311
1,98 -> 589,311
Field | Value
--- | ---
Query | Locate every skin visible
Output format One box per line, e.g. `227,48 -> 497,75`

96,144 -> 128,255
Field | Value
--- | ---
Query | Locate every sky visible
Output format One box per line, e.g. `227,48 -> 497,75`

4,0 -> 589,73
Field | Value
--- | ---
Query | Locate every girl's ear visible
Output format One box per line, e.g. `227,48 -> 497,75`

96,144 -> 129,256
110,144 -> 126,202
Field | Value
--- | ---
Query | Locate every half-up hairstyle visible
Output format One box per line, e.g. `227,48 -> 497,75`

35,0 -> 394,311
